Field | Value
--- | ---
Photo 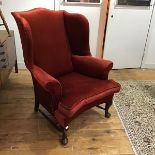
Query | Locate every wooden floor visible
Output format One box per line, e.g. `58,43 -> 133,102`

110,68 -> 155,80
0,69 -> 155,155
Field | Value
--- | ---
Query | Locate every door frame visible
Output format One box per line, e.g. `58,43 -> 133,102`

96,0 -> 110,58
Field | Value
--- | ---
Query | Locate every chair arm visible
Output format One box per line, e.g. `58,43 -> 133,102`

72,55 -> 113,80
31,65 -> 62,99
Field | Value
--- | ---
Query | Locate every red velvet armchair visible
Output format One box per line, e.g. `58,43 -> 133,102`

12,8 -> 120,145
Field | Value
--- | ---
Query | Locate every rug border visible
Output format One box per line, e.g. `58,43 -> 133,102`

114,102 -> 137,155
114,80 -> 155,155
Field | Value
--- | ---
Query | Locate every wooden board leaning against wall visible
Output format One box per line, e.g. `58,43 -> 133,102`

96,0 -> 110,58
0,31 -> 18,88
0,9 -> 18,89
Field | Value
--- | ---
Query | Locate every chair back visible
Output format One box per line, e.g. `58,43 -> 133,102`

12,8 -> 73,77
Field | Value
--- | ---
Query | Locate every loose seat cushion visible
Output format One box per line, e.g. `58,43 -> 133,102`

57,72 -> 120,117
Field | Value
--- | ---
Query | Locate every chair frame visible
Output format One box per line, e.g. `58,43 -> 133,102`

12,8 -> 120,145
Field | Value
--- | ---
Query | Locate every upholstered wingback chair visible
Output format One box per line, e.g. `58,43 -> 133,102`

12,8 -> 120,145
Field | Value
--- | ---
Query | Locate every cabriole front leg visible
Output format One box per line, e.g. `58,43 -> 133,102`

61,126 -> 68,145
105,100 -> 113,118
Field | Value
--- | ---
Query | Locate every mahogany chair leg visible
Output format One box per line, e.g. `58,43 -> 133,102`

105,100 -> 113,118
15,60 -> 18,73
35,107 -> 69,145
61,127 -> 68,145
34,96 -> 39,112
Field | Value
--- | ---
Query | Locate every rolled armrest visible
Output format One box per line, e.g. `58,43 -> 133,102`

72,55 -> 113,80
31,65 -> 62,99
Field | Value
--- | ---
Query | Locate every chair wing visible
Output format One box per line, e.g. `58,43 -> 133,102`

64,11 -> 91,56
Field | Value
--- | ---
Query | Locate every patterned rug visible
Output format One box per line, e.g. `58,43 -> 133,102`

114,81 -> 155,155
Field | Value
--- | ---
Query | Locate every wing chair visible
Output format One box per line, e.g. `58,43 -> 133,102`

12,8 -> 121,145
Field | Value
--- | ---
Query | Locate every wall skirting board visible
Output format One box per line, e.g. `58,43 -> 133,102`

17,62 -> 26,69
142,63 -> 155,69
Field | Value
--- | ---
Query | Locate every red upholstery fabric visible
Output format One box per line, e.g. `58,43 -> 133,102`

32,65 -> 62,102
72,55 -> 113,80
64,11 -> 91,56
12,8 -> 73,77
11,14 -> 33,69
12,8 -> 121,128
32,77 -> 57,113
57,72 -> 120,118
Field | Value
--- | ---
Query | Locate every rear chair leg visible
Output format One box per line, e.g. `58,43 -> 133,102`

105,101 -> 113,118
34,96 -> 39,112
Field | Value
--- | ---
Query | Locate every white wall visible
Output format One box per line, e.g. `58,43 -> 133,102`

1,1 -> 100,69
0,0 -> 54,68
142,6 -> 155,68
59,4 -> 100,56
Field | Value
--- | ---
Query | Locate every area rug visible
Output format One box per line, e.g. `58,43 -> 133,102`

114,81 -> 155,155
